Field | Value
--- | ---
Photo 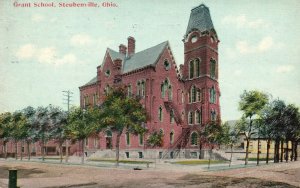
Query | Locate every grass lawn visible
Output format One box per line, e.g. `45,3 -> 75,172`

172,160 -> 227,165
87,158 -> 153,164
238,157 -> 269,161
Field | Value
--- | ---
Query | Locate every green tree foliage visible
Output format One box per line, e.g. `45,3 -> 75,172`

65,106 -> 99,164
238,90 -> 268,165
98,86 -> 147,166
21,106 -> 36,160
0,112 -> 13,159
147,131 -> 164,148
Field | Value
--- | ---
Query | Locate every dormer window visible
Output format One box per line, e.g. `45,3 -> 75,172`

191,35 -> 198,43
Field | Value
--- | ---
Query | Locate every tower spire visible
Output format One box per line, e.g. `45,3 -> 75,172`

185,4 -> 216,38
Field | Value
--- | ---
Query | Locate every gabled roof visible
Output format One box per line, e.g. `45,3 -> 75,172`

81,76 -> 97,87
122,41 -> 168,73
82,41 -> 169,86
185,4 -> 215,36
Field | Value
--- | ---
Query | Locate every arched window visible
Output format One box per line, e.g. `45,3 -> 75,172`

170,132 -> 174,144
211,109 -> 217,121
105,85 -> 110,96
190,86 -> 196,103
196,89 -> 201,102
141,80 -> 145,97
139,134 -> 144,145
188,111 -> 194,125
137,81 -> 141,96
126,132 -> 130,145
191,132 -> 198,145
210,86 -> 216,103
161,83 -> 165,98
189,60 -> 194,79
159,106 -> 163,122
195,110 -> 201,124
127,84 -> 132,97
195,58 -> 200,77
210,59 -> 216,78
181,91 -> 184,104
170,110 -> 175,123
168,85 -> 172,100
181,111 -> 185,121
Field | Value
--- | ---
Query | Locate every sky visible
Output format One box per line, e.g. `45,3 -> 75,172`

0,0 -> 299,121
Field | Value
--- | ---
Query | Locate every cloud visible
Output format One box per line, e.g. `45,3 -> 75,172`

32,14 -> 44,22
37,47 -> 57,63
222,15 -> 269,29
54,53 -> 77,65
236,36 -> 274,54
70,34 -> 92,46
233,70 -> 242,76
276,65 -> 294,73
15,45 -> 80,65
16,44 -> 36,59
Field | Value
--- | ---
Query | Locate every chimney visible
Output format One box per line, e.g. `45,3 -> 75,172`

127,36 -> 135,56
119,44 -> 127,55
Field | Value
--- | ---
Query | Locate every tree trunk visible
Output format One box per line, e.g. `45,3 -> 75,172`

20,141 -> 23,160
280,140 -> 284,162
257,138 -> 260,166
266,139 -> 270,164
65,139 -> 69,163
27,141 -> 31,161
81,139 -> 85,164
291,141 -> 294,161
285,140 -> 289,162
15,140 -> 18,160
115,133 -> 121,167
60,142 -> 63,163
245,139 -> 249,165
229,144 -> 233,167
4,141 -> 7,160
275,139 -> 280,163
295,141 -> 298,161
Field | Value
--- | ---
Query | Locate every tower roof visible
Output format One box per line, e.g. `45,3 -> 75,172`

185,4 -> 215,37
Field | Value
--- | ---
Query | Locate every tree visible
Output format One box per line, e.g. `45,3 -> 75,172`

238,90 -> 268,165
22,106 -> 37,161
0,112 -> 13,159
147,130 -> 164,148
98,86 -> 147,166
48,105 -> 68,163
66,106 -> 99,164
219,122 -> 239,167
202,122 -> 222,169
10,111 -> 27,160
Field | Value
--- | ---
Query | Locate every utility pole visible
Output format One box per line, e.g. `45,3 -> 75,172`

62,90 -> 73,163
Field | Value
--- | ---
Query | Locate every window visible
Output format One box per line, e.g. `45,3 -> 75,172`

105,85 -> 110,96
158,106 -> 163,122
190,86 -> 196,103
137,81 -> 141,96
170,110 -> 175,123
195,110 -> 201,124
159,152 -> 163,159
188,111 -> 194,125
106,130 -> 112,137
181,111 -> 185,121
170,132 -> 174,144
127,84 -> 132,97
105,69 -> 111,77
196,89 -> 201,102
181,91 -> 184,104
93,94 -> 97,106
189,60 -> 194,79
210,87 -> 216,103
161,83 -> 165,98
141,81 -> 145,97
211,110 -> 217,121
126,132 -> 130,146
168,85 -> 172,100
195,58 -> 200,77
210,59 -> 216,78
139,134 -> 144,145
191,132 -> 198,145
191,35 -> 198,43
94,137 -> 99,148
85,138 -> 89,146
125,152 -> 130,158
138,152 -> 143,158
164,60 -> 170,70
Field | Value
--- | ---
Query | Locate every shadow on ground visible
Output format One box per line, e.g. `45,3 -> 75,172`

0,166 -> 46,178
